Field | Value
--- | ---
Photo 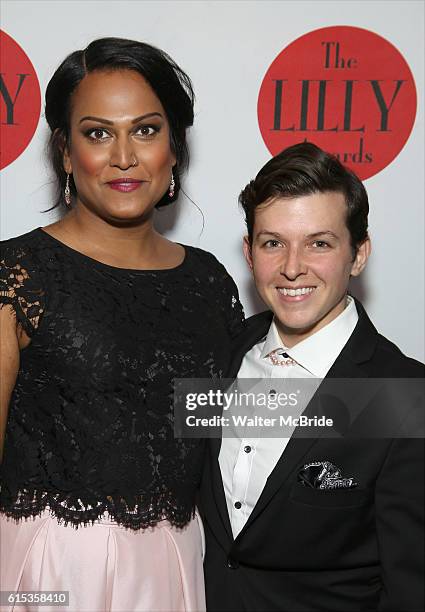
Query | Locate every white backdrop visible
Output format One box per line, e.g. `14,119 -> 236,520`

1,0 -> 424,361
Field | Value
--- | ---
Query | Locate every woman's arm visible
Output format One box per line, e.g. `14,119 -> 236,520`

0,305 -> 20,459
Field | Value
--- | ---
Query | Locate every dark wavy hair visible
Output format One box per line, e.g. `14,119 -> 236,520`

45,37 -> 194,209
239,142 -> 369,257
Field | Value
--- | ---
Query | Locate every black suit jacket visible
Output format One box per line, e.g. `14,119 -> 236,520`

200,300 -> 424,611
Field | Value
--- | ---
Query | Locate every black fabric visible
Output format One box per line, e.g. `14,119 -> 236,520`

0,228 -> 244,529
201,302 -> 425,611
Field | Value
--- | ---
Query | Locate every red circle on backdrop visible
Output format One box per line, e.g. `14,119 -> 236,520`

0,30 -> 41,170
257,26 -> 417,180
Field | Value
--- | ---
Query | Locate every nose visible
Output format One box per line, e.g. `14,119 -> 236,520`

279,246 -> 307,280
109,136 -> 137,170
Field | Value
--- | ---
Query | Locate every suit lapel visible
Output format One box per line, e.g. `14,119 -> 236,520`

227,311 -> 273,377
235,299 -> 379,539
236,436 -> 319,539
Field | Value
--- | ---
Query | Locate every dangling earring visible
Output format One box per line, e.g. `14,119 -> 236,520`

168,171 -> 175,198
64,173 -> 71,207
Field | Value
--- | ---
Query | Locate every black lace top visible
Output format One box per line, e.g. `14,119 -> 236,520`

0,229 -> 244,529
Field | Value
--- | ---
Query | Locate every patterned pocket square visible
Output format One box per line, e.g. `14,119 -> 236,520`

298,460 -> 358,490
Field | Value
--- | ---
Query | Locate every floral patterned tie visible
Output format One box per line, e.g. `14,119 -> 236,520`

267,349 -> 297,366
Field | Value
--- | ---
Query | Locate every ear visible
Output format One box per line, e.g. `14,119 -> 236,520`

350,236 -> 371,277
55,129 -> 72,174
63,143 -> 72,175
243,235 -> 254,271
169,141 -> 176,169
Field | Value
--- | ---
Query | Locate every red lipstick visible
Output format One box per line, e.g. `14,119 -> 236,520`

107,178 -> 143,192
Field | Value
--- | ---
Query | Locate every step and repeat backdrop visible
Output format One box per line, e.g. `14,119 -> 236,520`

1,0 -> 424,360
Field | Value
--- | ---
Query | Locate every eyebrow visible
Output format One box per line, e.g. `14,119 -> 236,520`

306,231 -> 339,240
79,112 -> 163,125
256,230 -> 339,240
256,231 -> 282,239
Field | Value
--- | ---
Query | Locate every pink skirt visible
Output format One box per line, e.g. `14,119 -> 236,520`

0,509 -> 206,612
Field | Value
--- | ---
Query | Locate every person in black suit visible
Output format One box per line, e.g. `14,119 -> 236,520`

200,142 -> 424,611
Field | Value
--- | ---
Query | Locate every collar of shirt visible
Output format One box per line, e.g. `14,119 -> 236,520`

260,295 -> 358,377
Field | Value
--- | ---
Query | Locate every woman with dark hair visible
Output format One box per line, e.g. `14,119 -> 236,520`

0,38 -> 244,611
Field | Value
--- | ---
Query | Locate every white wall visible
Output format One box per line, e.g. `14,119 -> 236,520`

1,0 -> 424,361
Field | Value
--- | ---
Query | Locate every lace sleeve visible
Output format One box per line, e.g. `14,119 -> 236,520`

0,242 -> 45,337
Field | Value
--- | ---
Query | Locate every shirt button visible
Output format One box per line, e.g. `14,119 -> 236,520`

244,445 -> 252,453
227,557 -> 239,569
234,501 -> 242,509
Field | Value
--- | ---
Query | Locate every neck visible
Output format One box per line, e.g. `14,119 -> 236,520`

52,203 -> 162,268
72,202 -> 156,240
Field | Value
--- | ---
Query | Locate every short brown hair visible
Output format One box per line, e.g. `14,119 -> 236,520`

239,142 -> 369,255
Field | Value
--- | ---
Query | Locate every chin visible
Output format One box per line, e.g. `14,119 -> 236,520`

276,318 -> 324,345
279,317 -> 317,332
273,304 -> 321,328
105,205 -> 154,223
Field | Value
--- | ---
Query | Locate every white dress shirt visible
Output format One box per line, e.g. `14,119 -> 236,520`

218,296 -> 359,538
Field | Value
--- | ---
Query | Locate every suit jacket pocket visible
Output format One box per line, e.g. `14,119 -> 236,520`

290,482 -> 372,508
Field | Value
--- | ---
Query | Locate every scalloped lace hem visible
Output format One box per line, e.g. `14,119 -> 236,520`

0,489 -> 195,531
